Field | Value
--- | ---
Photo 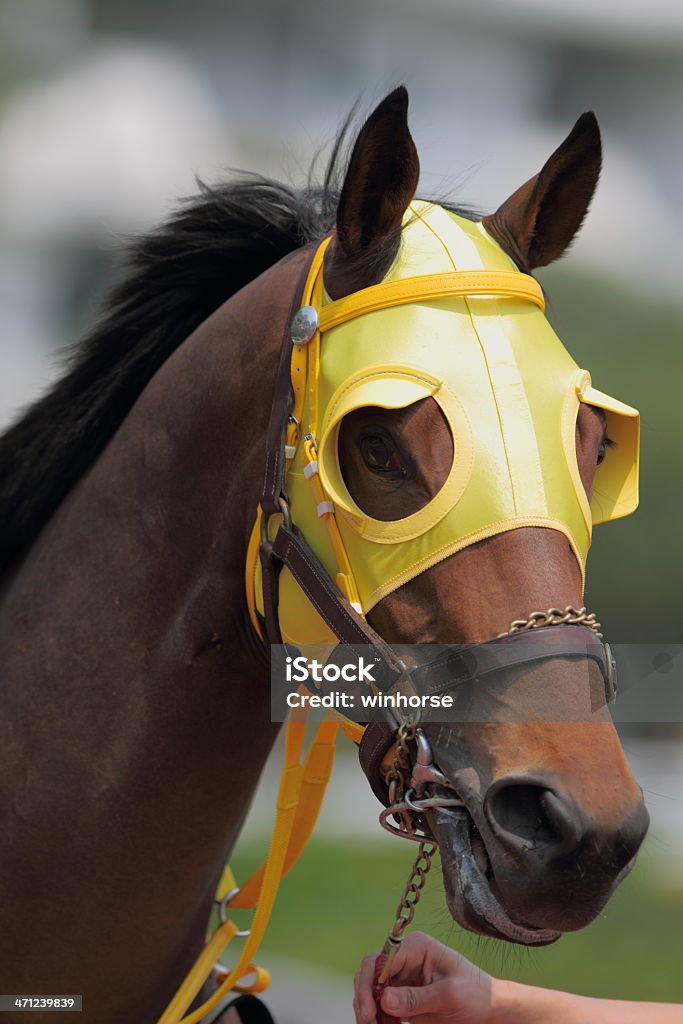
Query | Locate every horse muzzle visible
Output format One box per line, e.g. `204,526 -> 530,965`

427,762 -> 649,944
358,630 -> 649,946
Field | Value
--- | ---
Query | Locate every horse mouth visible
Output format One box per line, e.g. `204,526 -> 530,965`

429,802 -> 562,947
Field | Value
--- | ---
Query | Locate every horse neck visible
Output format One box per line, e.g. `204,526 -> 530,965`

0,250 -> 307,1019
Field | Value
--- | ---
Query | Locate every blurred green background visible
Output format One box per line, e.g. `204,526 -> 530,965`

232,829 -> 682,1003
543,270 -> 683,645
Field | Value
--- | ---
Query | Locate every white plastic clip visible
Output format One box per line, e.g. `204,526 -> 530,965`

285,445 -> 297,460
317,500 -> 334,518
303,460 -> 319,479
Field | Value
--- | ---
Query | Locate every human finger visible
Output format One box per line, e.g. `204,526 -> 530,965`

381,977 -> 463,1020
354,953 -> 381,1022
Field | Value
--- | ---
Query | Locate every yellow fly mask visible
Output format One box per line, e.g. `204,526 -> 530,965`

248,201 -> 639,648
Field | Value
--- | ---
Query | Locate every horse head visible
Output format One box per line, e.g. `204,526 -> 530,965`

310,87 -> 648,945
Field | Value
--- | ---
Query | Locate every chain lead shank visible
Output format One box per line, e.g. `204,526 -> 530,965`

378,840 -> 437,985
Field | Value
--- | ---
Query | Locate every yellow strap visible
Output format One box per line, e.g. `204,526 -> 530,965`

218,718 -> 338,907
338,718 -> 366,744
157,715 -> 339,1024
301,438 -> 361,610
318,269 -> 545,333
289,237 -> 332,449
306,270 -> 326,439
156,920 -> 239,1024
215,963 -> 271,995
244,507 -> 264,641
158,725 -> 306,1024
304,236 -> 331,300
246,238 -> 333,638
216,863 -> 238,903
288,339 -> 307,448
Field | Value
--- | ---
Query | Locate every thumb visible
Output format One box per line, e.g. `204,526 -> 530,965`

382,978 -> 456,1019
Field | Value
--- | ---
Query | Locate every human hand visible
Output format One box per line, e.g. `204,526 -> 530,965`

353,931 -> 496,1024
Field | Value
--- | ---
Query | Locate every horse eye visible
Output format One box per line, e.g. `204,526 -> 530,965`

359,434 -> 403,474
597,435 -> 615,467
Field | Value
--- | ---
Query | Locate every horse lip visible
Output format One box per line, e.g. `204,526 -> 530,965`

613,850 -> 639,887
430,804 -> 562,946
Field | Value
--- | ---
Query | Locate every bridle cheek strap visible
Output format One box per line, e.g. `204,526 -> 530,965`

256,242 -> 406,685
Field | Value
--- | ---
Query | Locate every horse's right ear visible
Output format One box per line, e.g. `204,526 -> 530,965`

335,86 -> 420,260
483,112 -> 602,271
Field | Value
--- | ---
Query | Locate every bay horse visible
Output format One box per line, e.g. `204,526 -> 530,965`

0,88 -> 648,1023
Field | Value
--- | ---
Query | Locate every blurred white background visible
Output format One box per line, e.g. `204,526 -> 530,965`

1,0 -> 683,425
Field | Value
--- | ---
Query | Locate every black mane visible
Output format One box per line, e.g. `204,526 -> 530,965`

0,174 -> 339,574
0,131 -> 475,576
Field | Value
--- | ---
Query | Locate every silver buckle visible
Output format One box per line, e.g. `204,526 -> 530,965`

290,306 -> 318,346
217,887 -> 250,937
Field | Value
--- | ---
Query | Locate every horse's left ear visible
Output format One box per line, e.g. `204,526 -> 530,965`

483,112 -> 601,270
335,86 -> 420,260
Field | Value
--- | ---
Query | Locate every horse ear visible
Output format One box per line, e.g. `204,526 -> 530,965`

336,86 -> 420,259
483,112 -> 602,271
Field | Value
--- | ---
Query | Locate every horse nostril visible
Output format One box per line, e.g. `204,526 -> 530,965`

485,779 -> 584,859
538,789 -> 584,855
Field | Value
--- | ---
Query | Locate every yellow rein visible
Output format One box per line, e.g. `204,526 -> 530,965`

158,240 -> 545,1024
157,716 -> 340,1024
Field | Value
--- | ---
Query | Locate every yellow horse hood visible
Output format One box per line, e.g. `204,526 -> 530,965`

252,201 -> 639,644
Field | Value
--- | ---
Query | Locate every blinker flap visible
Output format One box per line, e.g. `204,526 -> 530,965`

579,382 -> 639,525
